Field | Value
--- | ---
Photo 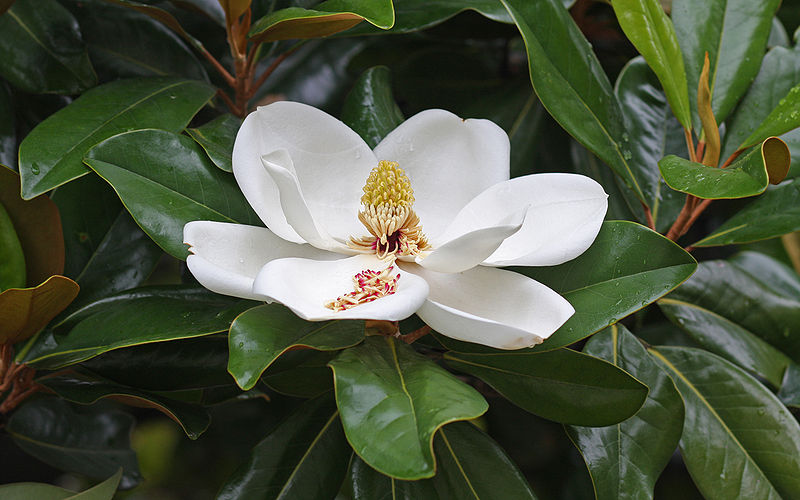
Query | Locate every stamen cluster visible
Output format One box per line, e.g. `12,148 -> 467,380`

324,266 -> 400,311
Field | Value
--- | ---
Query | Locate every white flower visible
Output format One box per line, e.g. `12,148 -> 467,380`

183,102 -> 608,349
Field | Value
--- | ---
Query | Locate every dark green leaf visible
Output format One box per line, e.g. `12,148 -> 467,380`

666,258 -> 800,363
611,0 -> 691,128
659,297 -> 792,387
730,250 -> 800,297
501,0 -> 643,201
228,303 -> 365,390
0,82 -> 14,167
81,336 -> 231,391
6,398 -> 141,489
518,221 -> 697,351
768,16 -> 790,48
217,395 -> 351,500
186,114 -> 241,172
0,483 -> 74,500
41,374 -> 210,439
0,200 -> 26,291
350,455 -> 439,500
84,129 -> 260,259
67,0 -> 209,82
18,77 -> 214,199
566,325 -> 684,500
659,137 -> 790,199
249,0 -> 395,42
262,352 -> 336,398
70,469 -> 122,500
0,0 -> 96,94
778,362 -> 800,408
341,66 -> 404,149
673,0 -> 781,127
344,0 -> 512,35
693,179 -> 800,246
20,290 -> 251,369
444,347 -> 648,426
102,0 -> 205,52
614,57 -> 686,231
650,346 -> 800,499
723,46 -> 800,156
329,336 -> 487,479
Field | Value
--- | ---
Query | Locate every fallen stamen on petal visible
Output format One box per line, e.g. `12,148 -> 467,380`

324,265 -> 401,311
348,161 -> 429,258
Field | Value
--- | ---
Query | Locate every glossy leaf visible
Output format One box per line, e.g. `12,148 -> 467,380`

518,221 -> 697,351
41,374 -> 211,439
81,336 -> 231,391
0,275 -> 79,345
6,398 -> 141,489
611,0 -> 691,128
694,179 -> 800,246
20,289 -> 251,369
778,362 -> 800,408
614,58 -> 687,231
350,455 -> 439,500
262,352 -> 336,398
70,469 -> 122,500
218,0 -> 250,23
51,173 -> 121,279
650,347 -> 800,499
341,66 -> 404,149
217,395 -> 351,500
344,0 -> 511,35
730,250 -> 800,297
0,83 -> 14,167
249,0 -> 395,42
673,0 -> 781,126
431,422 -> 537,500
0,483 -> 74,500
0,0 -> 96,94
103,0 -> 205,51
186,114 -> 241,172
0,167 -> 64,286
329,336 -> 487,479
0,201 -> 26,291
18,77 -> 214,199
68,0 -> 209,82
696,53 -> 721,167
228,304 -> 365,390
566,325 -> 684,500
659,137 -> 790,199
723,46 -> 800,156
659,297 -> 792,387
666,258 -> 800,362
501,0 -> 643,201
84,129 -> 260,259
444,347 -> 648,426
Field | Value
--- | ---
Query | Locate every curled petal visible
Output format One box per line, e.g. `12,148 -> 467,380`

233,101 -> 376,244
184,221 -> 338,300
253,254 -> 429,321
443,173 -> 607,267
374,109 -> 510,238
401,264 -> 574,350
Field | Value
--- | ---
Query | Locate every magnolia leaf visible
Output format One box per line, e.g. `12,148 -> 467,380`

611,0 -> 691,128
103,0 -> 205,51
227,304 -> 365,390
341,66 -> 404,149
693,179 -> 800,246
0,167 -> 64,286
249,0 -> 395,43
566,325 -> 684,500
351,455 -> 439,500
0,275 -> 79,345
217,0 -> 250,22
0,201 -> 25,291
697,53 -> 720,167
444,347 -> 648,426
186,114 -> 241,172
329,336 -> 487,480
659,137 -> 789,199
651,347 -> 800,499
0,469 -> 122,500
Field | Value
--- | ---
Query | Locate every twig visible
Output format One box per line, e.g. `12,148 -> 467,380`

399,326 -> 432,344
641,202 -> 656,231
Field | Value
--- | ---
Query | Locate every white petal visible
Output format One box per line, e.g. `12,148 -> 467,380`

232,102 -> 376,243
252,254 -> 429,321
373,109 -> 510,238
449,173 -> 608,267
401,264 -> 574,350
184,221 -> 338,300
261,150 -> 353,253
415,209 -> 525,273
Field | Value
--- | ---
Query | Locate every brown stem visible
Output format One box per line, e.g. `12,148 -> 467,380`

399,326 -> 432,344
248,47 -> 298,101
695,140 -> 705,163
720,149 -> 743,169
216,89 -> 241,117
199,47 -> 236,88
665,195 -> 695,241
0,345 -> 39,414
641,202 -> 656,230
684,128 -> 697,163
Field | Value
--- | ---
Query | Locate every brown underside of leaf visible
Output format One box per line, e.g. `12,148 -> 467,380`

762,137 -> 791,185
0,166 -> 65,286
0,275 -> 79,345
251,14 -> 363,43
697,52 -> 720,168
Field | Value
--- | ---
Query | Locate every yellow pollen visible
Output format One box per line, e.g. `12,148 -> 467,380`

361,161 -> 415,207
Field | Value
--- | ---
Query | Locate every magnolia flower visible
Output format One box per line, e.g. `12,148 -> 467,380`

183,102 -> 607,349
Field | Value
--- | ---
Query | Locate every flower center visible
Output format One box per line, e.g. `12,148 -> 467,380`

348,161 -> 429,259
324,265 -> 400,311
